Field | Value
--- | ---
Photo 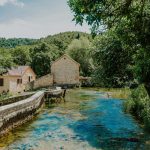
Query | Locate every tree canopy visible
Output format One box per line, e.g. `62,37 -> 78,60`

91,30 -> 133,87
67,37 -> 93,76
68,0 -> 150,94
0,48 -> 14,74
0,38 -> 36,48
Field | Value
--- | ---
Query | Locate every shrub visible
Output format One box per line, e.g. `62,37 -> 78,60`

124,84 -> 150,130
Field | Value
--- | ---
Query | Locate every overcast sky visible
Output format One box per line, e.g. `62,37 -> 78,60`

0,0 -> 90,38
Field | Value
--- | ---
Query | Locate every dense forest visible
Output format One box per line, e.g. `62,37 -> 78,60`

0,38 -> 37,48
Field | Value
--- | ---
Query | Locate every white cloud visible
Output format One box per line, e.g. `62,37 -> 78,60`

0,0 -> 24,7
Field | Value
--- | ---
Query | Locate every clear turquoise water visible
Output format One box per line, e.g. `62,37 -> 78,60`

1,90 -> 149,150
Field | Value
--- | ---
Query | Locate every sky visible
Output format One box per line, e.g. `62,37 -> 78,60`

0,0 -> 90,38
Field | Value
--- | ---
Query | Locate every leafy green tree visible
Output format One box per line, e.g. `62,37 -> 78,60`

11,46 -> 31,66
42,31 -> 92,52
30,43 -> 60,77
67,37 -> 93,76
0,48 -> 13,74
134,48 -> 150,94
68,0 -> 150,95
91,30 -> 132,87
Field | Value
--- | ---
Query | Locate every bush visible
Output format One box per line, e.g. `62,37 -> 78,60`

124,84 -> 150,130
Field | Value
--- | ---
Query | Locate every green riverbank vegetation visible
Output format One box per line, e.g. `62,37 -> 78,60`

124,85 -> 150,130
83,87 -> 131,99
0,93 -> 12,102
68,0 -> 150,130
99,88 -> 131,100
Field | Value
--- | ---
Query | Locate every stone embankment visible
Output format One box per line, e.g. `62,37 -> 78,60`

0,93 -> 34,106
0,91 -> 45,136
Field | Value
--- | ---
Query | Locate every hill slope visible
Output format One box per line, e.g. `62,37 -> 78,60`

0,31 -> 92,49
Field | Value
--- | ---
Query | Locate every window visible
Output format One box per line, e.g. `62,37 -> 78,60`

29,76 -> 31,82
28,76 -> 33,82
17,79 -> 22,84
0,78 -> 4,86
17,79 -> 19,84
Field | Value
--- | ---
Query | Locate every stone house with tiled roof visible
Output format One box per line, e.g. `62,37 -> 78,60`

26,54 -> 80,90
51,54 -> 80,86
0,66 -> 36,94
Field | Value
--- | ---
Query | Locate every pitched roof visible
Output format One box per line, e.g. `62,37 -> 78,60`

6,66 -> 30,76
51,54 -> 80,66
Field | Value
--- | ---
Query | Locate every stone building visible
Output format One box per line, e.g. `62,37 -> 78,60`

26,54 -> 80,90
51,54 -> 80,87
0,66 -> 36,94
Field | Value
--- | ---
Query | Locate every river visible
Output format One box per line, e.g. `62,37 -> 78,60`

0,89 -> 150,150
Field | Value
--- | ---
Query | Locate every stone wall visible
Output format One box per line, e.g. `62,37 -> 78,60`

33,74 -> 53,89
22,67 -> 36,85
25,74 -> 53,91
0,76 -> 9,94
21,67 -> 36,92
0,67 -> 36,94
0,93 -> 34,106
9,76 -> 24,94
51,55 -> 80,85
0,91 -> 45,136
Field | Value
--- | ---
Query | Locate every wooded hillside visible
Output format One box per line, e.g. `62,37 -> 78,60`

0,31 -> 92,77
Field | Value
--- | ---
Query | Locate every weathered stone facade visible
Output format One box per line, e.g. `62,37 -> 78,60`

0,76 -> 10,94
33,74 -> 53,89
51,54 -> 80,86
26,55 -> 80,90
0,66 -> 36,94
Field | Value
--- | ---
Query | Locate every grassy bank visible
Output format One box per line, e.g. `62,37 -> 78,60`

83,87 -> 131,99
124,85 -> 150,130
0,94 -> 11,102
99,88 -> 131,99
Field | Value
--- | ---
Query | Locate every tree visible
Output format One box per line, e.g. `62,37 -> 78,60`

30,43 -> 60,77
0,48 -> 13,74
134,48 -> 150,94
68,0 -> 150,95
92,30 -> 133,87
67,37 -> 93,76
0,38 -> 36,48
11,46 -> 31,66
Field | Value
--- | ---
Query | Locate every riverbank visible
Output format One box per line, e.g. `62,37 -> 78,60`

82,87 -> 131,99
0,91 -> 45,136
1,88 -> 149,150
124,85 -> 150,131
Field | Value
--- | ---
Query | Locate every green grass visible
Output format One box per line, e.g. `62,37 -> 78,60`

82,87 -> 131,99
102,88 -> 131,99
0,94 -> 12,102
